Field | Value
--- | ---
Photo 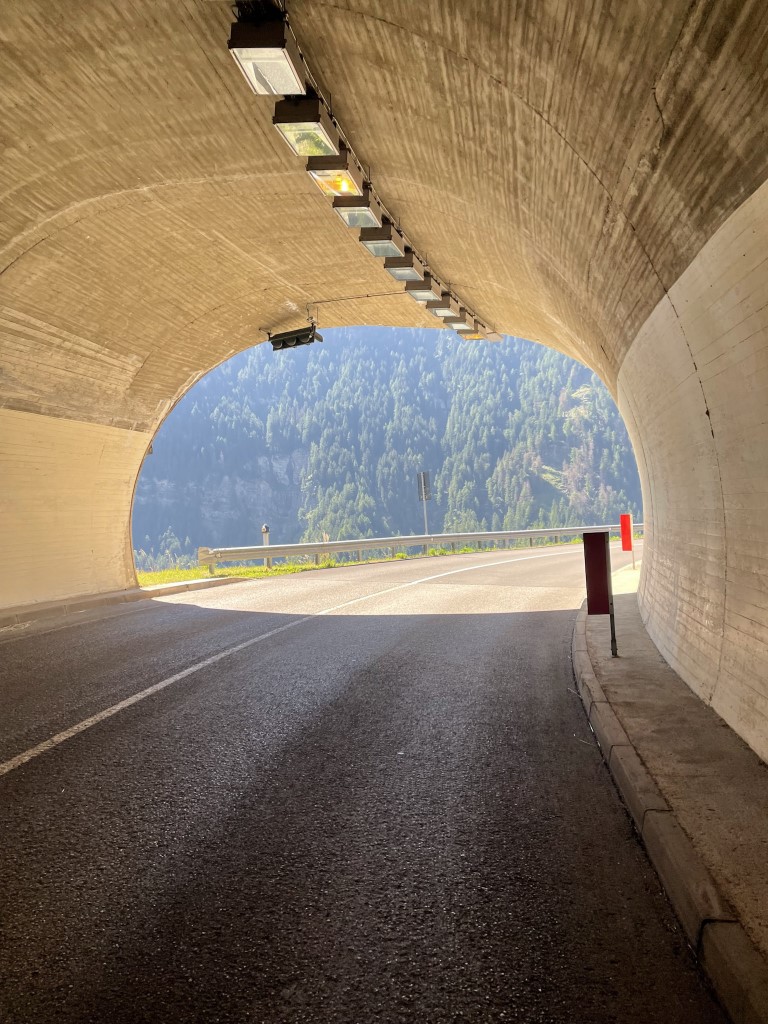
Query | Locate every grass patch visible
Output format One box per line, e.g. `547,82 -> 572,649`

137,560 -> 337,588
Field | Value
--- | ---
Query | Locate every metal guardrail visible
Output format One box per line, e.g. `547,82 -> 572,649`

198,524 -> 643,572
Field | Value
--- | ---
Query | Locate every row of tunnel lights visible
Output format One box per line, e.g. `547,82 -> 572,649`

228,11 -> 501,342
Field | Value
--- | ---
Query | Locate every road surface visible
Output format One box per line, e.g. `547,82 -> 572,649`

0,544 -> 726,1022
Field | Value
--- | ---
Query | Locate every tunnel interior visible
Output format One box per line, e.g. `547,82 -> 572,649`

1,1 -> 768,760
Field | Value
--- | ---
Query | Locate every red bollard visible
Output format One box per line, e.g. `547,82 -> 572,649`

620,513 -> 635,569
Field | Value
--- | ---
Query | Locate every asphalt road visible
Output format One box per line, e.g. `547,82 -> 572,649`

0,545 -> 726,1023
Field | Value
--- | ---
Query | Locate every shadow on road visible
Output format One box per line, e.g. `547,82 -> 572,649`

0,594 -> 723,1024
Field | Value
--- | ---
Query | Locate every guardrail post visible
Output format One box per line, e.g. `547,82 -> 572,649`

314,553 -> 320,566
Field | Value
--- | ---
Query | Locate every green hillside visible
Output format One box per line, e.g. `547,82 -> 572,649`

132,327 -> 642,569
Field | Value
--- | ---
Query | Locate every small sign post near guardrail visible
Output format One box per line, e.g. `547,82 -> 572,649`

583,531 -> 618,657
417,471 -> 431,550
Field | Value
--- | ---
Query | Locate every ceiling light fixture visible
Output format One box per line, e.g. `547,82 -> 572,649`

426,294 -> 460,319
359,222 -> 406,258
270,325 -> 323,351
456,319 -> 488,340
404,275 -> 442,303
273,95 -> 339,156
384,253 -> 426,282
333,186 -> 384,229
307,147 -> 364,197
444,307 -> 475,332
228,20 -> 305,96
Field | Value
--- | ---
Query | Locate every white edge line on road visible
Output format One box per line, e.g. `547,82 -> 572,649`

0,548 -> 582,778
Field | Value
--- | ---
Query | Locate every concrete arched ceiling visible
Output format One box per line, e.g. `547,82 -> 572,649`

2,1 -> 768,759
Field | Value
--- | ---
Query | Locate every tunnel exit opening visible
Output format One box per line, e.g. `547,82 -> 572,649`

130,326 -> 642,581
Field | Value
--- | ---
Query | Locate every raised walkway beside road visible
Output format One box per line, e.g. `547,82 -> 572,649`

0,576 -> 244,631
573,564 -> 768,1024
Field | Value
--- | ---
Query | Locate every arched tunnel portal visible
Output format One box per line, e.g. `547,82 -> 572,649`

1,1 -> 768,760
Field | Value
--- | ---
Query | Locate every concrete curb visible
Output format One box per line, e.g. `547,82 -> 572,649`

0,576 -> 247,630
701,923 -> 768,1024
572,600 -> 768,1024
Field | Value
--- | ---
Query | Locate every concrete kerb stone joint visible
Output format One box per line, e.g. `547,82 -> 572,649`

571,600 -> 768,1024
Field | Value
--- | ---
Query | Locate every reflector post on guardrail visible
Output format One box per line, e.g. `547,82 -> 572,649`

583,531 -> 617,657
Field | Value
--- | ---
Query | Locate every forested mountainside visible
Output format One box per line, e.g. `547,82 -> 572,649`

132,327 -> 642,569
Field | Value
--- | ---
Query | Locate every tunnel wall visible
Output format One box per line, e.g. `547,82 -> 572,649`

618,177 -> 768,763
0,409 -> 149,610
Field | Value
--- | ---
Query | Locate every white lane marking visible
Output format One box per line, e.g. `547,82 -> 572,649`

0,548 -> 580,778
